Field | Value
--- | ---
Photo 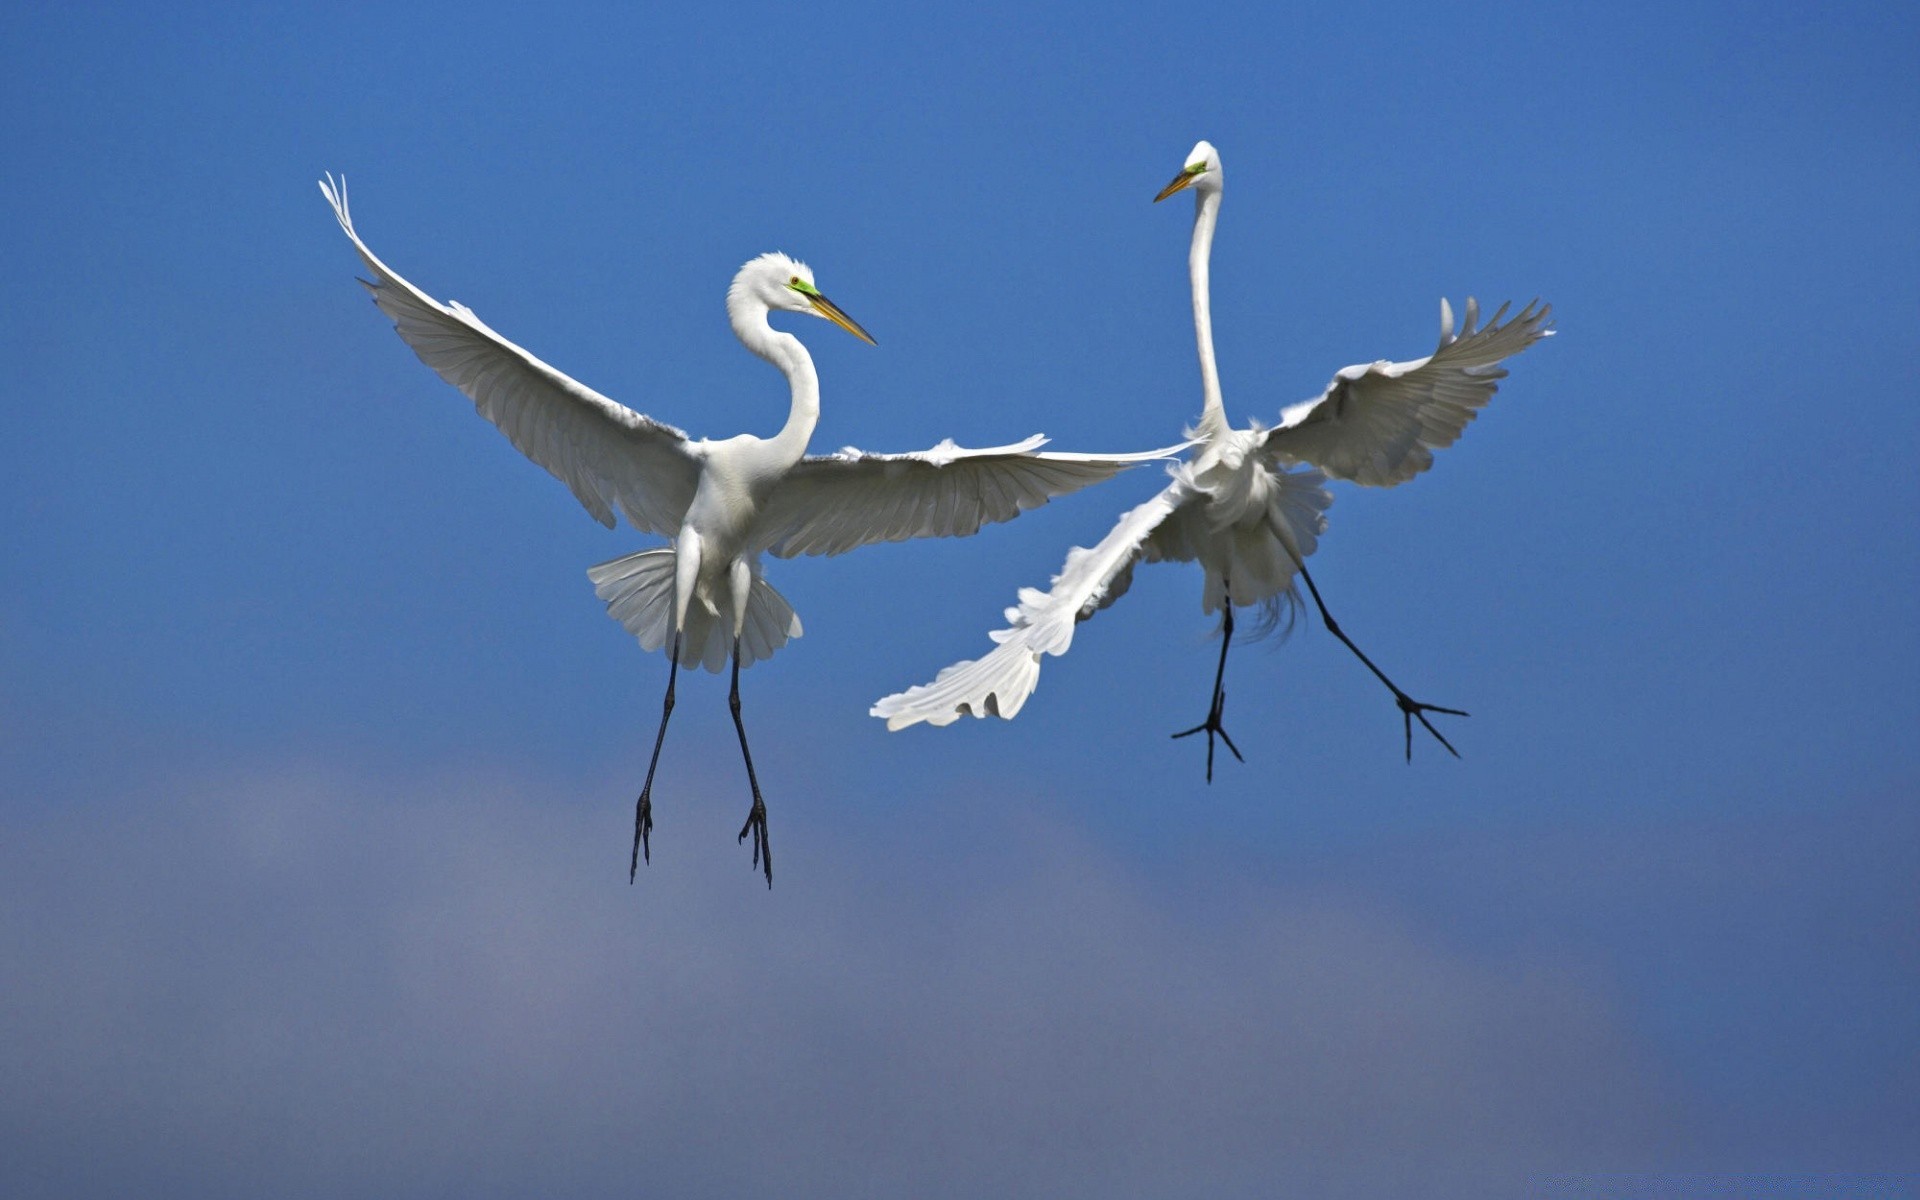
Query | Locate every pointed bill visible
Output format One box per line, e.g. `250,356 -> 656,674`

1154,166 -> 1203,203
810,292 -> 876,345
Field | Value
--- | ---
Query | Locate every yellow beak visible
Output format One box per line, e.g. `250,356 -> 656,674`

1154,169 -> 1200,203
810,292 -> 876,345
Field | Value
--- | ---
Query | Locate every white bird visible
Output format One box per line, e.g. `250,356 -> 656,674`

873,141 -> 1553,776
320,176 -> 1181,884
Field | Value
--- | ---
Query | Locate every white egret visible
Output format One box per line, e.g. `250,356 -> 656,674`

320,176 -> 1180,883
873,141 -> 1553,777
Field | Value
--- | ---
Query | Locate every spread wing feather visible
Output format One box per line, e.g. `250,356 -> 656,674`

1264,297 -> 1552,487
870,481 -> 1192,729
757,436 -> 1187,559
320,175 -> 701,534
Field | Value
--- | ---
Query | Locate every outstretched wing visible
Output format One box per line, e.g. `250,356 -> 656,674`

1263,298 -> 1553,487
870,479 -> 1194,730
320,175 -> 701,534
755,435 -> 1187,559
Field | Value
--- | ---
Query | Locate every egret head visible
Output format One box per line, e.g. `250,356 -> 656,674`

729,252 -> 875,345
1154,140 -> 1223,202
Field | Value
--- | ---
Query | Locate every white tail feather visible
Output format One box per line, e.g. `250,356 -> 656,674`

587,549 -> 802,673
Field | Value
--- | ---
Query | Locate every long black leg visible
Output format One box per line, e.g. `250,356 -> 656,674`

728,639 -> 772,888
1172,589 -> 1245,783
630,632 -> 679,883
1289,557 -> 1467,761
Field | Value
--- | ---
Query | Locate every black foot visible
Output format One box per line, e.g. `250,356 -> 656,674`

1289,560 -> 1469,764
629,790 -> 654,883
1171,688 -> 1244,784
630,635 -> 678,884
1396,693 -> 1469,762
737,795 -> 772,888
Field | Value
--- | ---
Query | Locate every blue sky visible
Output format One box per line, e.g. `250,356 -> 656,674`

3,2 -> 1917,1195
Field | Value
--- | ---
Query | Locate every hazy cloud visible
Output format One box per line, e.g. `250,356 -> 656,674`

0,758 -> 1734,1198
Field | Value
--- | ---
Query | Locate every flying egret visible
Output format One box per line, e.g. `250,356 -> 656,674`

320,176 -> 1181,884
873,141 -> 1553,777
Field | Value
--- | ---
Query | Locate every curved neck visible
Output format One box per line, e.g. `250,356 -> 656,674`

1188,187 -> 1229,439
730,300 -> 819,460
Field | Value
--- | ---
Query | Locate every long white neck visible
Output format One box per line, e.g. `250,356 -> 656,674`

729,298 -> 820,462
1188,186 -> 1229,440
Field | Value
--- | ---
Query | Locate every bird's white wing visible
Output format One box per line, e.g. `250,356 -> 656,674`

320,175 -> 701,534
1263,298 -> 1553,487
870,480 -> 1193,730
756,435 -> 1187,559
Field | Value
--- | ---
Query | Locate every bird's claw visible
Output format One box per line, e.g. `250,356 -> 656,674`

1395,693 -> 1468,762
738,796 -> 772,888
1172,690 -> 1245,783
629,791 -> 654,883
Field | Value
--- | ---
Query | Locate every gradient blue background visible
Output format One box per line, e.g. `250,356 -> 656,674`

4,2 -> 1916,1196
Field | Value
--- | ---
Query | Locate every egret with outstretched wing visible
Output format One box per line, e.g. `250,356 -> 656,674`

321,177 -> 1178,882
874,142 -> 1552,775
